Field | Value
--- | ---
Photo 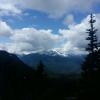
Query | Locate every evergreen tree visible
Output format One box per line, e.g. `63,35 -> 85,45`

86,14 -> 98,53
82,14 -> 100,81
34,61 -> 48,99
35,61 -> 47,81
77,14 -> 100,100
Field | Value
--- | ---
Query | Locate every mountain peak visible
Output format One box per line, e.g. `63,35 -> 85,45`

22,49 -> 69,57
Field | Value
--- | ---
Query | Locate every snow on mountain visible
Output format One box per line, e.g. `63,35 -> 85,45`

18,49 -> 85,74
37,49 -> 68,57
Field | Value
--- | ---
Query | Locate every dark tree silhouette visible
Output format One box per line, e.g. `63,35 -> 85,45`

79,14 -> 100,100
33,61 -> 48,99
82,14 -> 100,80
36,61 -> 47,80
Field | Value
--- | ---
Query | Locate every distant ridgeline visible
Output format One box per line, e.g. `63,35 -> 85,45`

18,51 -> 84,74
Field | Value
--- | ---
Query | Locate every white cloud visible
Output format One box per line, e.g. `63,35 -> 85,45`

0,3 -> 21,16
0,14 -> 100,55
0,0 -> 100,18
0,20 -> 61,54
8,28 -> 61,54
59,14 -> 100,54
0,20 -> 12,36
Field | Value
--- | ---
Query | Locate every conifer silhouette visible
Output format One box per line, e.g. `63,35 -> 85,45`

82,14 -> 100,81
79,14 -> 100,100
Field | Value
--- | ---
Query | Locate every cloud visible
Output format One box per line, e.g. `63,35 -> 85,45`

0,14 -> 100,55
0,3 -> 22,16
0,20 -> 12,36
0,20 -> 61,54
63,14 -> 75,25
7,28 -> 61,54
0,0 -> 100,18
59,14 -> 100,54
21,0 -> 100,18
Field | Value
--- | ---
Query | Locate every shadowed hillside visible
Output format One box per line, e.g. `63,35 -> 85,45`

0,50 -> 80,100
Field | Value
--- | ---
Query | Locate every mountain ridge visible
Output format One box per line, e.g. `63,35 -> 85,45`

18,50 -> 85,74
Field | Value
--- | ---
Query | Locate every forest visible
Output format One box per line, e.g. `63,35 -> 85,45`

0,14 -> 100,100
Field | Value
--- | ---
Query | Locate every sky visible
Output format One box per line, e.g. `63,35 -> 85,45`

0,0 -> 100,54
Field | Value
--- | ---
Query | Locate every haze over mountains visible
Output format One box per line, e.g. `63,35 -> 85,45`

19,49 -> 85,74
0,49 -> 84,75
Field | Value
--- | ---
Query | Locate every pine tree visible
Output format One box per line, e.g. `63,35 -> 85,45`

34,61 -> 48,99
82,14 -> 100,81
86,14 -> 98,53
77,14 -> 100,100
36,61 -> 47,80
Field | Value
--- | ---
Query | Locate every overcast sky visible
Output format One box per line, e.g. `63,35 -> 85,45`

0,0 -> 100,54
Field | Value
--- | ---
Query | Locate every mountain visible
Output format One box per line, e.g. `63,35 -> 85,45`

0,50 -> 35,100
0,50 -> 34,75
19,50 -> 85,74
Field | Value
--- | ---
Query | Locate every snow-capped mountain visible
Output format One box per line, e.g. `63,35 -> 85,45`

35,49 -> 68,57
18,49 -> 85,74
